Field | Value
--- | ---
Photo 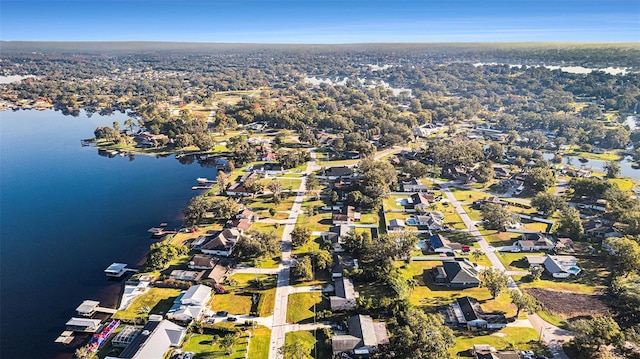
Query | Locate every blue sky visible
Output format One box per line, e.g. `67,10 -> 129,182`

1,0 -> 638,43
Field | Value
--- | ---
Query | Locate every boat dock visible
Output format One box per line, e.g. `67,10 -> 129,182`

55,331 -> 75,344
192,185 -> 214,190
104,263 -> 138,278
76,300 -> 117,316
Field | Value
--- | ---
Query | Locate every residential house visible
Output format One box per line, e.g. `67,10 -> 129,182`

414,211 -> 444,230
493,166 -> 511,179
401,178 -> 429,192
321,166 -> 353,180
388,219 -> 405,232
514,232 -> 555,251
323,225 -> 353,252
190,235 -> 213,250
444,296 -> 507,330
167,284 -> 213,322
470,345 -> 519,359
229,217 -> 253,232
332,253 -> 358,279
525,254 -> 581,278
331,315 -> 389,356
431,259 -> 480,288
108,318 -> 186,359
201,264 -> 229,284
258,153 -> 277,162
472,196 -> 506,210
332,206 -> 361,225
236,208 -> 257,221
249,163 -> 283,175
226,183 -> 253,197
200,229 -> 241,256
188,254 -> 216,270
411,192 -> 432,212
169,270 -> 203,282
239,171 -> 261,183
428,234 -> 469,254
583,219 -> 614,238
442,165 -> 471,182
330,277 -> 359,310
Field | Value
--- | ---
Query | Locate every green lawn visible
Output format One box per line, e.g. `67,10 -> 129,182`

284,330 -> 332,359
296,212 -> 332,233
248,326 -> 271,359
182,331 -> 249,359
397,260 -> 493,307
449,188 -> 492,204
250,222 -> 285,239
212,274 -> 277,315
113,288 -> 181,321
497,251 -> 545,272
286,292 -> 328,324
450,327 -> 547,357
383,195 -> 411,211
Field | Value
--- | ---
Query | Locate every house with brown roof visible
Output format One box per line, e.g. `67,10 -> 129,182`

188,254 -> 216,270
200,229 -> 241,256
514,232 -> 555,251
226,183 -> 253,197
332,206 -> 361,225
230,218 -> 252,232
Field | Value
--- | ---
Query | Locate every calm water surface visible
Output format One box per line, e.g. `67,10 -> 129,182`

0,110 -> 215,358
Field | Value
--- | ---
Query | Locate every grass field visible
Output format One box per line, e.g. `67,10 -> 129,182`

248,326 -> 271,359
286,292 -> 328,324
113,288 -> 181,321
284,330 -> 332,359
450,327 -> 547,357
211,274 -> 277,315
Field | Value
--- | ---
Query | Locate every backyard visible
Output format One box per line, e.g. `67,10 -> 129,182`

211,273 -> 277,316
112,288 -> 181,322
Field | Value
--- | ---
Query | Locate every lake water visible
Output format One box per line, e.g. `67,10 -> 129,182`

542,152 -> 640,179
303,76 -> 412,96
0,110 -> 216,358
472,62 -> 632,76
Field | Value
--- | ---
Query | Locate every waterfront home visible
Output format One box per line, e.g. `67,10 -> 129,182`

167,284 -> 213,322
107,318 -> 186,359
443,296 -> 507,330
330,277 -> 359,311
249,163 -> 284,175
331,315 -> 389,356
226,183 -> 253,197
200,229 -> 241,256
525,254 -> 581,278
110,325 -> 141,348
169,269 -> 204,282
431,259 -> 480,288
188,254 -> 216,270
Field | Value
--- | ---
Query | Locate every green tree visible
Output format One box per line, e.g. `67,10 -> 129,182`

509,291 -> 540,317
403,160 -> 429,179
291,226 -> 312,247
554,207 -> 584,240
209,198 -> 239,219
531,192 -> 565,216
267,179 -> 283,201
183,196 -> 210,226
305,173 -> 320,199
605,237 -> 640,275
485,143 -> 504,163
219,334 -> 238,355
481,203 -> 517,232
74,345 -> 97,359
480,267 -> 510,298
471,250 -> 483,262
278,340 -> 311,359
390,308 -> 455,359
525,167 -> 556,193
292,256 -> 313,281
315,250 -> 332,271
570,316 -> 624,352
216,171 -> 229,194
112,121 -> 121,133
474,161 -> 495,183
529,265 -> 544,281
146,242 -> 188,271
604,161 -> 622,178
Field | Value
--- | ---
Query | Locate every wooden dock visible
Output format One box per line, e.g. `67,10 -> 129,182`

55,331 -> 74,344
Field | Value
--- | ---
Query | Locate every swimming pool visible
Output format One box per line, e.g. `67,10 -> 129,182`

566,266 -> 581,275
406,218 -> 417,226
417,240 -> 427,249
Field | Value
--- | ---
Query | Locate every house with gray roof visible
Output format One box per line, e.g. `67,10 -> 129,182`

331,315 -> 389,356
444,296 -> 507,330
330,277 -> 359,310
107,318 -> 186,359
525,254 -> 580,278
431,259 -> 480,288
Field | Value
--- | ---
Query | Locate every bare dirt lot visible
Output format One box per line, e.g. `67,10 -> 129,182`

525,288 -> 611,318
